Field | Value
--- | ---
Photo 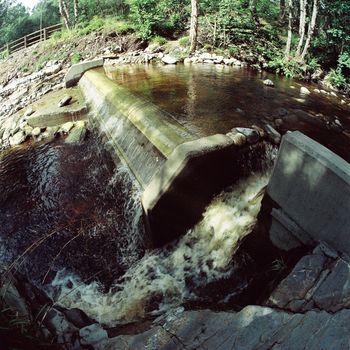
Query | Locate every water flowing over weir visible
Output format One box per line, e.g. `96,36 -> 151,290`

48,168 -> 273,325
79,68 -> 276,246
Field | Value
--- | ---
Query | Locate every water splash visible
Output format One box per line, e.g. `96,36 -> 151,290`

50,171 -> 270,325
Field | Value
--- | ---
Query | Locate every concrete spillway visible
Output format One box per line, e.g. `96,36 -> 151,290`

79,68 -> 270,246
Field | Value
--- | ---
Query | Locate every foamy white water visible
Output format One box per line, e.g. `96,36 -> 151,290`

50,171 -> 270,325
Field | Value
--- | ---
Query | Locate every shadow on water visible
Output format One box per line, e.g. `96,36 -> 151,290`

0,136 -> 146,290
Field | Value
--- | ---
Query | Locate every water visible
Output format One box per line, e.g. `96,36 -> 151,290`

48,171 -> 271,325
0,138 -> 145,289
105,64 -> 350,161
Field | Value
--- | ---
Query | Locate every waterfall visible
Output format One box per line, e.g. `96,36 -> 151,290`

49,170 -> 271,325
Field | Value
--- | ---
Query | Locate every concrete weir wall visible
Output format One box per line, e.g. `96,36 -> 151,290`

79,68 -> 269,246
267,131 -> 350,256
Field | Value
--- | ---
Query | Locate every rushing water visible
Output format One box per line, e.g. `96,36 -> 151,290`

48,170 -> 271,325
105,64 -> 350,161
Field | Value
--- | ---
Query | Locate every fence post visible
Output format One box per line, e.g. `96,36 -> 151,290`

44,28 -> 48,41
24,35 -> 27,48
6,43 -> 10,55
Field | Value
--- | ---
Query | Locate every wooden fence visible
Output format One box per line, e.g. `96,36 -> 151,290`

0,23 -> 63,56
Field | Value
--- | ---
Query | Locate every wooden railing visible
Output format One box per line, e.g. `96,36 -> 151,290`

0,23 -> 63,56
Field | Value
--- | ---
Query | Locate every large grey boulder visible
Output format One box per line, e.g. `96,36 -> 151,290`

104,306 -> 350,350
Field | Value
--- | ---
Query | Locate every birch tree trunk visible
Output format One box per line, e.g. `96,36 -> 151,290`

300,0 -> 319,62
74,0 -> 79,21
296,0 -> 307,57
59,0 -> 70,29
190,0 -> 198,53
285,0 -> 293,60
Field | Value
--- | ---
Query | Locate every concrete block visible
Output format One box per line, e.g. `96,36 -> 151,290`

64,58 -> 104,88
267,131 -> 350,255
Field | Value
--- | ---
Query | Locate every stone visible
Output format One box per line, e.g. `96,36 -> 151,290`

268,253 -> 327,311
235,127 -> 260,143
58,95 -> 72,107
65,124 -> 87,144
43,63 -> 62,76
313,258 -> 350,312
264,124 -> 281,144
300,86 -> 311,95
64,58 -> 104,88
267,131 -> 350,256
64,308 -> 94,328
32,127 -> 41,136
314,89 -> 321,93
9,130 -> 26,146
105,306 -> 350,350
226,131 -> 247,146
263,79 -> 274,87
44,309 -> 76,335
0,281 -> 30,318
61,121 -> 74,134
79,323 -> 108,346
162,55 -> 177,64
24,107 -> 34,117
274,118 -> 283,127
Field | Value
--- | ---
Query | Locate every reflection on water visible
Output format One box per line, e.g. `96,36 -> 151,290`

0,137 -> 145,288
105,64 -> 350,161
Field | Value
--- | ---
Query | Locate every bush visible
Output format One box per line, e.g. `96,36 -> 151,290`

178,36 -> 190,47
150,35 -> 167,45
71,52 -> 82,64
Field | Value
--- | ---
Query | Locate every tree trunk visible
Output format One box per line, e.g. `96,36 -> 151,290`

190,0 -> 198,53
300,0 -> 318,61
250,0 -> 259,27
279,0 -> 286,22
285,0 -> 293,60
59,0 -> 70,29
74,0 -> 79,21
296,0 -> 307,57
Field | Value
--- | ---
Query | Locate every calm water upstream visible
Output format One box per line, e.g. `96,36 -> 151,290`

106,64 -> 350,161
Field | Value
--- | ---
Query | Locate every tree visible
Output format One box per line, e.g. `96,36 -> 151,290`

285,0 -> 293,59
59,0 -> 70,28
300,0 -> 319,61
295,0 -> 307,57
190,0 -> 198,53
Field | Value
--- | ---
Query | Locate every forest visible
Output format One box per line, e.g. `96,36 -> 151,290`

0,0 -> 349,91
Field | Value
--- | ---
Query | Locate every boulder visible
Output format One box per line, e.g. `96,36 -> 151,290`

9,130 -> 26,146
61,121 -> 74,134
263,79 -> 274,87
65,123 -> 87,144
79,323 -> 108,347
300,86 -> 311,95
162,55 -> 178,64
32,127 -> 41,137
58,95 -> 72,108
235,127 -> 260,143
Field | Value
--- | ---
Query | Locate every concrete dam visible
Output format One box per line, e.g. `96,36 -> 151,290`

78,67 -> 272,246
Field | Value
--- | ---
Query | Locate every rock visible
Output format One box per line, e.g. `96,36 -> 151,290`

61,121 -> 74,134
0,281 -> 30,318
226,131 -> 247,146
43,63 -> 62,76
320,89 -> 329,95
44,309 -> 76,335
162,55 -> 178,64
58,95 -> 72,108
65,123 -> 87,144
32,127 -> 41,137
263,79 -> 274,87
300,86 -> 311,95
64,308 -> 94,328
330,91 -> 337,97
235,127 -> 260,143
313,258 -> 350,312
264,124 -> 281,144
9,130 -> 26,146
79,323 -> 108,347
105,306 -> 350,350
184,57 -> 192,64
24,107 -> 34,117
314,89 -> 321,93
274,118 -> 283,127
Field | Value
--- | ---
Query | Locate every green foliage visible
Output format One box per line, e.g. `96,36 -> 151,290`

150,35 -> 168,45
269,56 -> 321,80
71,52 -> 82,64
178,36 -> 190,47
127,0 -> 188,40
